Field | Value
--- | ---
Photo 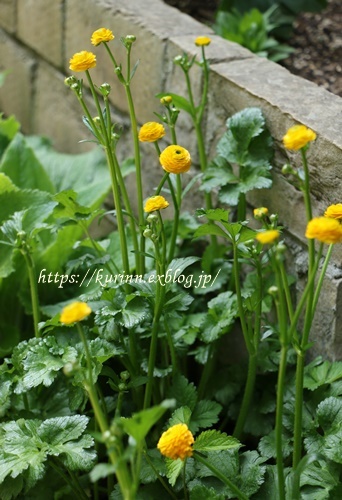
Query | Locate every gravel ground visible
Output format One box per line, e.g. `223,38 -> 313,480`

164,0 -> 342,96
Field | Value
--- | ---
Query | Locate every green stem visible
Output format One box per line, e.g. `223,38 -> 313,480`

125,83 -> 145,274
155,171 -> 170,195
197,344 -> 215,400
275,345 -> 288,500
22,251 -> 40,338
183,460 -> 189,500
194,453 -> 248,500
233,241 -> 253,353
49,458 -> 88,500
164,320 -> 178,376
292,243 -> 331,469
143,451 -> 178,499
233,354 -> 258,439
167,174 -> 181,263
76,325 -> 133,499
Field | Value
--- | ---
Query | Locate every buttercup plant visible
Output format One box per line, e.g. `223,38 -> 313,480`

0,25 -> 341,500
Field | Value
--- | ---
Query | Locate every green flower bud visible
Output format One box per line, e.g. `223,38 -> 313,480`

268,285 -> 278,296
99,82 -> 111,96
146,214 -> 158,223
120,370 -> 130,381
64,76 -> 77,87
125,35 -> 136,44
143,228 -> 153,238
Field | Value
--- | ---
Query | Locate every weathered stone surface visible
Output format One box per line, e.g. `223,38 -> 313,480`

0,0 -> 17,33
17,0 -> 64,67
0,29 -> 34,132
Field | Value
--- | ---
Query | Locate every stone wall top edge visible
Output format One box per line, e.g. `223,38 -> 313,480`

210,58 -> 342,148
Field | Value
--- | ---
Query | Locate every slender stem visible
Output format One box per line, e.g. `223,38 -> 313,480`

183,460 -> 189,500
143,451 -> 178,499
275,345 -> 288,500
233,241 -> 253,353
155,171 -> 170,195
124,83 -> 145,274
22,251 -> 40,338
233,354 -> 258,439
76,325 -> 133,499
167,174 -> 181,263
164,319 -> 178,375
292,244 -> 331,469
194,453 -> 248,500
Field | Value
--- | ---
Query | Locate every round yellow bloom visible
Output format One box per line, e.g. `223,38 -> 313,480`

195,36 -> 211,46
157,424 -> 194,460
282,125 -> 317,150
91,28 -> 114,46
254,207 -> 268,219
305,217 -> 342,244
138,122 -> 166,143
159,145 -> 191,174
144,196 -> 169,213
60,302 -> 92,325
256,230 -> 280,245
69,51 -> 96,72
324,203 -> 342,220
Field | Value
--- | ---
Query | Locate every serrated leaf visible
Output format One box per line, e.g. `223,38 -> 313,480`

139,449 -> 167,484
0,415 -> 95,488
190,400 -> 222,433
168,406 -> 192,427
317,397 -> 342,431
193,223 -> 228,240
201,292 -> 237,343
189,484 -> 226,500
304,360 -> 342,391
0,173 -> 18,193
165,457 -> 184,487
193,430 -> 240,452
167,375 -> 197,411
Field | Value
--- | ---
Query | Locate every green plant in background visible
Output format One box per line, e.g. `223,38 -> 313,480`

0,28 -> 341,500
213,0 -> 328,61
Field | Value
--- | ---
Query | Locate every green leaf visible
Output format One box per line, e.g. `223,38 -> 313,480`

0,133 -> 55,193
190,400 -> 222,433
316,397 -> 342,431
304,359 -> 342,391
53,190 -> 93,221
165,458 -> 184,487
121,399 -> 175,443
195,208 -> 230,222
193,223 -> 228,240
201,291 -> 237,343
193,430 -> 241,452
0,173 -> 18,193
0,416 -> 95,489
0,114 -> 20,141
90,463 -> 117,482
167,374 -> 197,411
25,135 -> 110,207
139,449 -> 167,484
189,485 -> 226,500
168,406 -> 192,427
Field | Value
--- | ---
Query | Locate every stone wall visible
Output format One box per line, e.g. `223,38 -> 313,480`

0,0 -> 341,358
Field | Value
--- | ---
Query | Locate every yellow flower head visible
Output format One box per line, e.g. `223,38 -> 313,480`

159,145 -> 191,174
195,36 -> 211,46
69,51 -> 96,72
254,207 -> 268,219
256,230 -> 280,245
144,195 -> 169,213
60,302 -> 92,325
305,217 -> 342,244
91,28 -> 115,46
138,122 -> 166,143
160,96 -> 173,105
157,423 -> 194,460
282,125 -> 316,150
324,203 -> 342,220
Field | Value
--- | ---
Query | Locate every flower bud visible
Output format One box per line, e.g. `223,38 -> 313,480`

268,286 -> 278,296
118,382 -> 126,391
146,214 -> 158,223
99,82 -> 111,96
276,243 -> 287,254
93,116 -> 101,127
160,95 -> 172,105
269,214 -> 278,223
143,228 -> 153,238
64,76 -> 77,86
173,55 -> 183,65
125,35 -> 136,44
120,370 -> 130,381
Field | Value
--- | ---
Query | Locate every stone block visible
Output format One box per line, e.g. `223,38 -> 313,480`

17,0 -> 64,67
0,30 -> 34,132
0,0 -> 17,33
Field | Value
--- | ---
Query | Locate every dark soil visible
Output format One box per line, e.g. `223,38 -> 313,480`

164,0 -> 342,96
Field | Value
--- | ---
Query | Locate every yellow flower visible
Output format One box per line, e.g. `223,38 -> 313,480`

324,203 -> 342,220
195,36 -> 211,46
305,217 -> 342,244
159,145 -> 191,174
256,230 -> 280,245
144,196 -> 169,213
60,302 -> 92,324
157,424 -> 194,460
138,122 -> 166,142
91,28 -> 114,46
282,125 -> 316,150
69,51 -> 96,72
254,207 -> 268,219
160,96 -> 172,105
